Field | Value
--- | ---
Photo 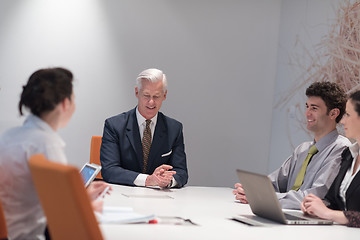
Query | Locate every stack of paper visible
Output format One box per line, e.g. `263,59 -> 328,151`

96,206 -> 155,224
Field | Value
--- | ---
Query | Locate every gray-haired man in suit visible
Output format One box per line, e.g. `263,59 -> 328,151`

100,68 -> 188,188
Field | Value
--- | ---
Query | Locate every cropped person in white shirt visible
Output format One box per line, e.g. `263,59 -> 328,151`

0,68 -> 109,240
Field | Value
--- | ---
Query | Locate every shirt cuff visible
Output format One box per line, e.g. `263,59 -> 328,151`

133,173 -> 148,187
169,177 -> 178,188
134,175 -> 178,188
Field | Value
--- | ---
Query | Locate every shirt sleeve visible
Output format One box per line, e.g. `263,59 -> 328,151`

133,173 -> 148,187
170,177 -> 178,188
268,155 -> 293,193
268,154 -> 307,209
344,211 -> 360,228
133,175 -> 178,188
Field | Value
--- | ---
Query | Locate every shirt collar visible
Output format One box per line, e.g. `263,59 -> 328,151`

313,129 -> 339,152
348,142 -> 359,159
136,107 -> 158,127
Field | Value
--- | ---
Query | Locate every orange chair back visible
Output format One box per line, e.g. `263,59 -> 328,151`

90,136 -> 103,179
29,154 -> 104,240
0,198 -> 8,240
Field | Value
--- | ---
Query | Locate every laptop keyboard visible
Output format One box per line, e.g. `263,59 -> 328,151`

284,213 -> 308,221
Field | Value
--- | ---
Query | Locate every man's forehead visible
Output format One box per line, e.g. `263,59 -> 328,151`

141,88 -> 163,95
306,96 -> 326,106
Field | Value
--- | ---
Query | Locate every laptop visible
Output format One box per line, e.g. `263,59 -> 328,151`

235,169 -> 333,225
80,163 -> 101,187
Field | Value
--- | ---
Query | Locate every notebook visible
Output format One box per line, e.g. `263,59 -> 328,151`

80,163 -> 101,187
235,169 -> 333,225
95,206 -> 155,224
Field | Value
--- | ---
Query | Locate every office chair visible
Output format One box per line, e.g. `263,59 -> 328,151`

29,154 -> 104,240
0,198 -> 8,240
90,136 -> 103,180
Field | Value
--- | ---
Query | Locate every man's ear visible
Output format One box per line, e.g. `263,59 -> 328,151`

330,108 -> 340,119
135,86 -> 139,98
163,90 -> 167,100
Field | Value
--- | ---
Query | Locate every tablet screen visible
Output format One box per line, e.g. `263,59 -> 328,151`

81,165 -> 96,185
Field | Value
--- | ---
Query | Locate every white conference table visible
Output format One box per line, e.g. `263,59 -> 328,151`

100,184 -> 359,240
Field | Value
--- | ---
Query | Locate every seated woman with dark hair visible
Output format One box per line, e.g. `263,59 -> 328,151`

301,90 -> 360,227
0,68 -> 109,240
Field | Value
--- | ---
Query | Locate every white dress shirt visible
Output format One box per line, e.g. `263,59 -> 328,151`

133,107 -> 177,187
137,108 -> 157,141
0,115 -> 67,240
339,142 -> 360,208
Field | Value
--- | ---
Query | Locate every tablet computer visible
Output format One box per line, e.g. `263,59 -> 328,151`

80,163 -> 101,187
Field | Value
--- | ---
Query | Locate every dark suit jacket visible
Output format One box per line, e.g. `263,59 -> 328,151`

325,147 -> 360,212
100,108 -> 188,187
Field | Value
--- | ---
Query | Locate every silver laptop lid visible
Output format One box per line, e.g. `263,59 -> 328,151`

236,169 -> 333,225
236,169 -> 288,224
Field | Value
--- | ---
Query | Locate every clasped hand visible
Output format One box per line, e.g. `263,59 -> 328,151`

232,183 -> 248,203
301,193 -> 329,218
145,164 -> 176,188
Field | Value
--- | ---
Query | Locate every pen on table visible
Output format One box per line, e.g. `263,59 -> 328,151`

96,186 -> 110,201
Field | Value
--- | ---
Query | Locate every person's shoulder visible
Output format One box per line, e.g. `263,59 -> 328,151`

0,125 -> 20,138
0,125 -> 55,151
294,141 -> 312,150
0,126 -> 22,146
159,112 -> 182,127
334,134 -> 351,147
105,108 -> 135,123
290,141 -> 311,156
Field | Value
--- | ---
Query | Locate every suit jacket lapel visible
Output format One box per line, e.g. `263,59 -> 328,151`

147,113 -> 167,172
126,109 -> 143,168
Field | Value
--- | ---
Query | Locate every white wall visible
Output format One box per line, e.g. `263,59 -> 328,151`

0,0 -> 281,187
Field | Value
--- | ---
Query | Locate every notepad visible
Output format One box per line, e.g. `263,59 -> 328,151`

121,193 -> 173,199
96,206 -> 155,224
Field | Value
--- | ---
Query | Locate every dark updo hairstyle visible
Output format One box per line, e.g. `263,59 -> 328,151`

306,81 -> 347,123
19,67 -> 73,116
349,90 -> 360,116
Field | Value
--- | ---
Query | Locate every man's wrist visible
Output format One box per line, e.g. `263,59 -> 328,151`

166,179 -> 173,188
134,173 -> 148,187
